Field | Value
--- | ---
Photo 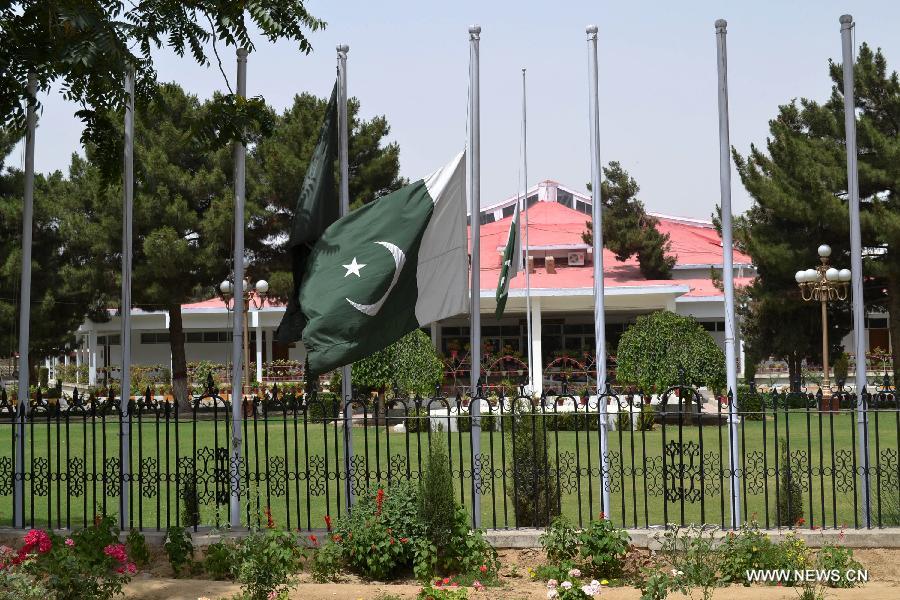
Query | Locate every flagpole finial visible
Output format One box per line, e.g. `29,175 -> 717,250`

336,44 -> 349,54
840,14 -> 853,26
586,24 -> 598,38
468,24 -> 481,38
236,47 -> 248,60
715,19 -> 727,32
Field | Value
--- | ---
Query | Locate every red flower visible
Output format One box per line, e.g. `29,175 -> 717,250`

308,534 -> 319,547
324,515 -> 333,532
375,488 -> 385,516
103,543 -> 128,563
480,564 -> 488,573
795,517 -> 805,526
332,534 -> 343,543
598,511 -> 605,520
443,577 -> 451,584
400,537 -> 409,543
264,506 -> 275,529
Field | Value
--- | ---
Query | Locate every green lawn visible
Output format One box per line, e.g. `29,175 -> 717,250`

0,409 -> 898,531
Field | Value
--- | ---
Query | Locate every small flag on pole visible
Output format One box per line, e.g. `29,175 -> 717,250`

495,201 -> 522,318
298,151 -> 468,375
276,84 -> 340,344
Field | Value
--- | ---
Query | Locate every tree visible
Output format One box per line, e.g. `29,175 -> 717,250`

351,329 -> 443,397
582,161 -> 675,279
65,83 -> 245,407
247,92 -> 404,298
734,43 -> 898,381
0,1 -> 324,173
0,136 -> 111,377
616,311 -> 726,393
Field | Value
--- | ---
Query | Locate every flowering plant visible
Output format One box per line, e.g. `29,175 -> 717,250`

546,574 -> 604,599
417,576 -> 469,599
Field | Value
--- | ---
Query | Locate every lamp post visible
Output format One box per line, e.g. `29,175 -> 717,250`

219,278 -> 269,394
794,244 -> 851,404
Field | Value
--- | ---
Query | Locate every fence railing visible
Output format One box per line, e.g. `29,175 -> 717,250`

0,382 -> 897,532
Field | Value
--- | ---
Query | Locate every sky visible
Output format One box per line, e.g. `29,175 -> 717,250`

10,1 -> 900,220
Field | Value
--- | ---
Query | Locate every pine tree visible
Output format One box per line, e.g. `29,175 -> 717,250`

582,161 -> 675,279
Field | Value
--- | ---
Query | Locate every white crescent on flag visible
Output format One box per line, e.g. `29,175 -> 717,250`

345,241 -> 406,316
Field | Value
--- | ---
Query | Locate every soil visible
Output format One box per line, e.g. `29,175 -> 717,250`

123,548 -> 900,600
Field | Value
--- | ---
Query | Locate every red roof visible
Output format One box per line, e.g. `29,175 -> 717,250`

471,201 -> 751,298
182,201 -> 751,311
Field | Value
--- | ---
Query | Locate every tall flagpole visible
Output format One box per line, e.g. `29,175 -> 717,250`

715,19 -> 742,529
229,47 -> 248,528
468,24 -> 483,528
14,75 -> 37,529
840,14 -> 871,527
337,43 -> 355,510
521,69 -> 534,394
586,25 -> 610,514
120,67 -> 135,530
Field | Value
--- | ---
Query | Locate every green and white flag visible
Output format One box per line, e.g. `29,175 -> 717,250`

299,151 -> 468,375
494,201 -> 522,318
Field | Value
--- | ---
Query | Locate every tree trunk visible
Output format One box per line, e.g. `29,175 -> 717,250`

788,353 -> 802,393
167,304 -> 190,411
888,280 -> 900,387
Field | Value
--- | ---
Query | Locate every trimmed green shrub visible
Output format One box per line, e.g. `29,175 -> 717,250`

419,435 -> 457,551
506,407 -> 560,526
777,440 -> 804,527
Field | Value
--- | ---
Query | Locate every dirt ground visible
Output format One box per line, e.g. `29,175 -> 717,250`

123,548 -> 900,600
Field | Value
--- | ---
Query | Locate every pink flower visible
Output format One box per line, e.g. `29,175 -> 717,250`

473,580 -> 485,591
267,591 -> 278,600
568,568 -> 581,578
126,562 -> 137,574
547,579 -> 558,589
103,543 -> 128,563
22,529 -> 52,554
562,581 -> 573,590
65,538 -> 74,547
480,564 -> 488,573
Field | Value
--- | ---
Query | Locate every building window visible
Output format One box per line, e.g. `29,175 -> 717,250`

557,189 -> 573,209
98,335 -> 121,345
140,332 -> 170,344
502,204 -> 516,218
576,200 -> 591,214
480,212 -> 495,225
700,321 -> 726,332
866,317 -> 888,328
526,194 -> 538,208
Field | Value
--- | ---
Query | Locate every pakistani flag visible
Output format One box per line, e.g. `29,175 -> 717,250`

275,84 -> 340,344
299,151 -> 468,375
495,200 -> 522,318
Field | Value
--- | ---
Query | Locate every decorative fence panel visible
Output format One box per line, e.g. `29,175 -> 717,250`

0,383 -> 897,532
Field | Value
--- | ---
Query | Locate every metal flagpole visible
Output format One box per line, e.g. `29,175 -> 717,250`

14,75 -> 37,529
120,67 -> 135,530
840,14 -> 871,527
468,24 -> 483,528
337,44 -> 355,510
586,25 -> 610,514
715,19 -> 742,529
229,47 -> 248,528
521,69 -> 534,394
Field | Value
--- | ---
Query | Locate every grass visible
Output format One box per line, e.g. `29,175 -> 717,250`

0,408 -> 897,531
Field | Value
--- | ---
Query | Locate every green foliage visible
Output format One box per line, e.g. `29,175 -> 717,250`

420,435 -> 458,551
416,579 -> 469,599
718,522 -> 775,584
506,407 -> 560,526
236,529 -> 304,600
181,478 -> 201,528
351,330 -> 444,396
655,525 -> 719,600
164,526 -> 194,577
736,385 -> 764,420
203,540 -> 239,580
456,412 -> 498,432
577,516 -> 631,579
413,507 -> 499,583
38,367 -> 48,388
582,161 -> 675,279
334,482 -> 424,580
405,406 -> 431,432
540,516 -> 580,563
638,569 -> 675,600
832,353 -> 850,384
616,311 -> 726,393
310,541 -> 343,583
816,542 -> 863,588
0,566 -> 51,600
777,440 -> 804,527
124,528 -> 150,568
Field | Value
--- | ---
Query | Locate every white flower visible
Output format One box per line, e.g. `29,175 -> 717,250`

562,581 -> 573,590
568,568 -> 582,578
547,579 -> 558,589
547,591 -> 558,599
581,585 -> 596,596
591,580 -> 600,588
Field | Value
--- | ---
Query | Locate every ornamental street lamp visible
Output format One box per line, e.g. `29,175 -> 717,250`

794,244 -> 851,400
219,277 -> 269,394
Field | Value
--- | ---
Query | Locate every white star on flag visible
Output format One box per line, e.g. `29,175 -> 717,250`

342,257 -> 366,277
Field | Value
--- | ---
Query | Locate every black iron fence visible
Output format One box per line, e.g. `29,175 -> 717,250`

0,381 -> 897,532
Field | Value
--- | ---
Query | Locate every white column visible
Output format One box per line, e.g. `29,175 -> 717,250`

75,336 -> 82,385
531,298 -> 543,396
255,312 -> 263,384
88,329 -> 98,386
430,322 -> 440,350
265,327 -> 274,367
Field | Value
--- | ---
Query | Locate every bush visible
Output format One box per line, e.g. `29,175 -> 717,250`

413,506 -> 499,583
236,529 -> 304,600
456,412 -> 498,432
17,522 -> 135,600
307,393 -> 341,423
816,542 -> 863,588
125,528 -> 150,568
405,406 -> 431,433
0,566 -> 51,600
718,522 -> 775,584
310,542 -> 343,583
38,367 -> 49,388
204,540 -> 239,580
181,478 -> 201,528
655,525 -> 719,600
737,385 -> 764,420
506,407 -> 560,526
577,515 -> 630,579
614,405 -> 655,431
334,481 -> 425,580
420,435 -> 458,552
540,515 -> 580,563
164,526 -> 194,577
776,440 -> 804,527
617,311 -> 726,393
